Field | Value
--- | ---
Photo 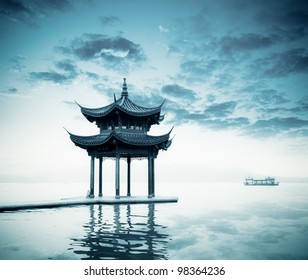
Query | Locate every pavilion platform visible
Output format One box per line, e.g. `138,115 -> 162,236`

0,196 -> 178,212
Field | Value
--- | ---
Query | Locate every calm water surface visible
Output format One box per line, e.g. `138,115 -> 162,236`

0,183 -> 308,259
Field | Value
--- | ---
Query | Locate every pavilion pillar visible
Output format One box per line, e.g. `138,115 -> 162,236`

148,154 -> 155,198
127,157 -> 131,196
115,153 -> 120,198
98,157 -> 103,197
89,155 -> 95,198
152,157 -> 155,197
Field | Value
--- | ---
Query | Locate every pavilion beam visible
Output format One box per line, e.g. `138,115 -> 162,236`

115,153 -> 120,198
99,157 -> 103,197
127,157 -> 131,196
89,155 -> 95,198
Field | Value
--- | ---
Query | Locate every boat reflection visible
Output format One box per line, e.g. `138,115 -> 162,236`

69,203 -> 169,259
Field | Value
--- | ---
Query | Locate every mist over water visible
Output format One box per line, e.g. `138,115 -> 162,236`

0,183 -> 308,259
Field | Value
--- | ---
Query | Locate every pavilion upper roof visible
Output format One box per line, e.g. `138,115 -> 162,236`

78,78 -> 164,121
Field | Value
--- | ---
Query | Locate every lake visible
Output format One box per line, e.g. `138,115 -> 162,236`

0,182 -> 308,259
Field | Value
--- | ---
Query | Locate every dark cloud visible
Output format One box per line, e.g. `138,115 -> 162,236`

57,33 -> 146,69
220,33 -> 279,55
244,117 -> 308,137
179,58 -> 231,82
1,87 -> 18,94
296,97 -> 308,112
29,59 -> 79,84
99,15 -> 119,26
204,101 -> 237,118
171,9 -> 211,43
0,0 -> 34,26
55,59 -> 76,73
204,117 -> 250,130
252,48 -> 308,77
282,11 -> 308,27
0,0 -> 72,27
255,1 -> 308,36
29,71 -> 72,83
165,1 -> 308,84
9,54 -> 27,73
84,72 -> 100,79
162,98 -> 249,131
251,89 -> 289,106
275,26 -> 306,42
161,84 -> 197,101
35,0 -> 72,11
257,104 -> 308,121
289,129 -> 308,137
164,93 -> 308,136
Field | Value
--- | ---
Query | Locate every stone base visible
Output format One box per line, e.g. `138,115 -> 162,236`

0,196 -> 178,212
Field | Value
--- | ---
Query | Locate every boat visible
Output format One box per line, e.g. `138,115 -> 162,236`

244,177 -> 279,186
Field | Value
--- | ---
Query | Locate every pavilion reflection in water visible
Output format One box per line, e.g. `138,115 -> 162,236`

69,204 -> 170,259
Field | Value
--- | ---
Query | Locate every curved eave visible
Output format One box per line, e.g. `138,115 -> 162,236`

115,131 -> 170,147
77,97 -> 164,120
116,96 -> 164,117
67,130 -> 172,150
79,103 -> 116,120
69,132 -> 113,149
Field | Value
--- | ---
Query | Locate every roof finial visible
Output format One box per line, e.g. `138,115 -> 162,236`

121,78 -> 128,97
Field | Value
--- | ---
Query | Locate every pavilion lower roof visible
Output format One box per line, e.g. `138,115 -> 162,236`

69,130 -> 171,148
79,96 -> 163,118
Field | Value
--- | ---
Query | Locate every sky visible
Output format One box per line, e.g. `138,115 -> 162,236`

0,0 -> 308,185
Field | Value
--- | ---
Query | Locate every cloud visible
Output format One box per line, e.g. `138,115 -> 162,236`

9,54 -> 27,73
158,25 -> 169,33
92,83 -> 107,93
252,48 -> 308,77
251,89 -> 289,106
289,129 -> 308,137
0,0 -> 34,26
161,84 -> 197,102
244,117 -> 308,137
204,117 -> 250,130
296,97 -> 308,112
219,25 -> 306,57
282,11 -> 308,29
36,0 -> 72,11
1,87 -> 18,95
204,101 -> 237,118
179,58 -> 230,82
84,72 -> 100,80
57,33 -> 146,69
55,59 -> 78,76
0,0 -> 72,27
29,59 -> 79,84
255,1 -> 308,36
162,97 -> 249,131
99,15 -> 119,26
220,33 -> 279,55
29,71 -> 71,83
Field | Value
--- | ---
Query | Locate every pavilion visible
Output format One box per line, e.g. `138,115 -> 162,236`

67,79 -> 173,199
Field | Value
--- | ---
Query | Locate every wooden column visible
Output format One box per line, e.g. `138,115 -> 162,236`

127,157 -> 131,196
98,157 -> 103,197
89,155 -> 95,198
148,154 -> 154,198
152,157 -> 155,197
115,153 -> 120,198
